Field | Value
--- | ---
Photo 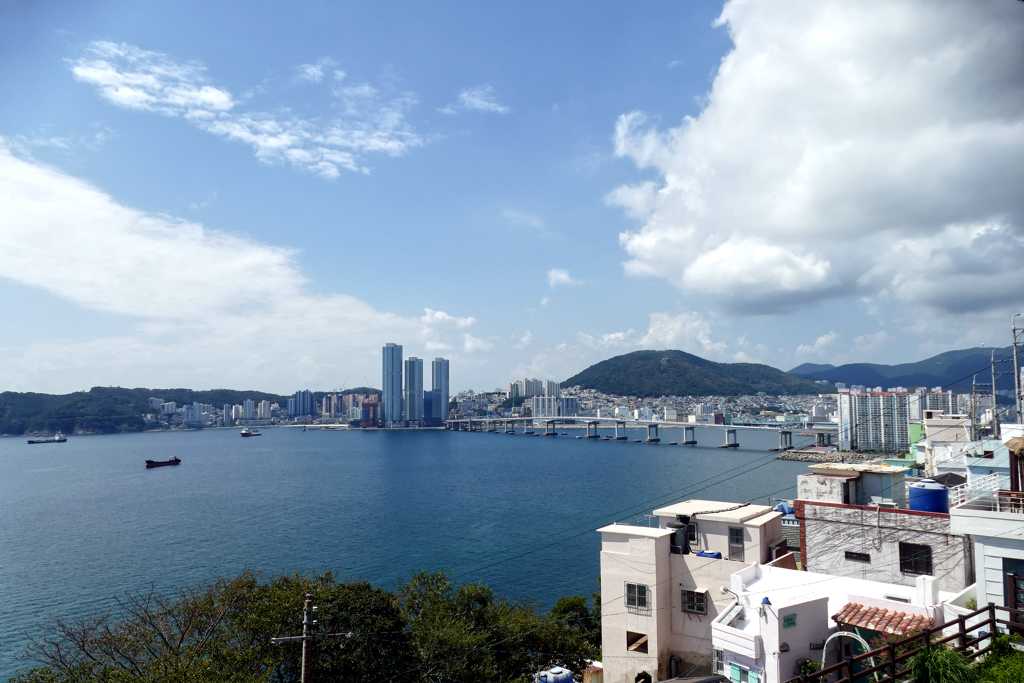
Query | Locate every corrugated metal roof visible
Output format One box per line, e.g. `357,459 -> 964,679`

832,602 -> 933,635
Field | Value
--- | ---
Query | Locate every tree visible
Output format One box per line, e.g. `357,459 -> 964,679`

395,569 -> 598,683
11,569 -> 598,683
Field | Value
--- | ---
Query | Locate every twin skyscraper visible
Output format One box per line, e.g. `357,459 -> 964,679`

382,343 -> 449,428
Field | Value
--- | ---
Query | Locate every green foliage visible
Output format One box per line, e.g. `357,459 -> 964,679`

975,635 -> 1024,683
10,568 -> 599,683
964,597 -> 978,610
907,644 -> 977,683
562,350 -> 829,398
395,569 -> 598,683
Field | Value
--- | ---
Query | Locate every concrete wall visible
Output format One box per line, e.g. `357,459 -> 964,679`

797,501 -> 972,594
761,596 -> 831,683
600,529 -> 673,683
952,507 -> 1024,608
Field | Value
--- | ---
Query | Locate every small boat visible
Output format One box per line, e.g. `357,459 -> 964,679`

146,455 -> 181,468
27,432 -> 67,444
240,427 -> 262,437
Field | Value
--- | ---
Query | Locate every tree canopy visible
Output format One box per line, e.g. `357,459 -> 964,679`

10,569 -> 600,683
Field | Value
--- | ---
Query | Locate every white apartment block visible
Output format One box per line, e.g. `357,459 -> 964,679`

598,500 -> 787,683
837,391 -> 910,452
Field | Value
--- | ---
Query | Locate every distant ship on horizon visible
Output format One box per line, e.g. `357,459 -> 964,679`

27,432 -> 67,444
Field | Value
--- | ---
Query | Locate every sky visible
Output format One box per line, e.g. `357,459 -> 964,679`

1,0 -> 1023,395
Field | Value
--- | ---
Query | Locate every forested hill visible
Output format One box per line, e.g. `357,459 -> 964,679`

0,387 -> 291,436
562,350 -> 829,397
788,346 -> 1015,393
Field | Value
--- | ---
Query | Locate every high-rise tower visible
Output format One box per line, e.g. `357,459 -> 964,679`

404,356 -> 424,425
382,343 -> 403,426
432,358 -> 450,420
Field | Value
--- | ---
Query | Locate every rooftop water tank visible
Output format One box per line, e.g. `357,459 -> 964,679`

538,666 -> 573,683
908,479 -> 949,514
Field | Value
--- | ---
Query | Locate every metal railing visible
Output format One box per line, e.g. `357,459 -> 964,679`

948,472 -> 1006,507
783,603 -> 1023,683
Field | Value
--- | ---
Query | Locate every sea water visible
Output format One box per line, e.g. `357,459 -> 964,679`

0,426 -> 809,677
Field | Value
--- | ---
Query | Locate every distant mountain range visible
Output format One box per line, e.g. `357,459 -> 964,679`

562,350 -> 829,397
788,346 -> 1016,393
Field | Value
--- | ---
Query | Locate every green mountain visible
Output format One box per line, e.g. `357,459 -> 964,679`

0,386 -> 377,436
788,346 -> 1015,392
562,350 -> 829,397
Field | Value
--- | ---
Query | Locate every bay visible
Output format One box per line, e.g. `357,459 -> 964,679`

0,426 -> 808,678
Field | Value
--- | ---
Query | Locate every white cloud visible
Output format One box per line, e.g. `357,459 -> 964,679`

610,0 -> 1024,316
540,297 -> 549,306
0,142 -> 472,392
463,334 -> 493,352
502,209 -> 544,229
441,85 -> 510,115
70,42 -> 423,178
796,331 -> 840,358
547,268 -> 581,288
639,310 -> 726,354
294,57 -> 335,84
517,331 -> 534,348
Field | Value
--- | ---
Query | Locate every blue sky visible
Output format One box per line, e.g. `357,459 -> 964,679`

1,0 -> 1023,394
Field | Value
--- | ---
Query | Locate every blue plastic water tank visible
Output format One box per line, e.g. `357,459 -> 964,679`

538,666 -> 573,683
908,479 -> 949,513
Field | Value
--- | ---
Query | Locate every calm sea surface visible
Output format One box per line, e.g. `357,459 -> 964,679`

0,426 -> 809,678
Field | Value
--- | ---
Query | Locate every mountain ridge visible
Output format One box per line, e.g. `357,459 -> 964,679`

562,350 -> 828,397
788,346 -> 1015,392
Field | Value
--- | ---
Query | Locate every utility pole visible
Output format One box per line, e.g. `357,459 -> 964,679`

1013,314 -> 1024,423
271,594 -> 353,683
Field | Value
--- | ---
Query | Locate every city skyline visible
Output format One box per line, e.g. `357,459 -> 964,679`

1,0 -> 1023,396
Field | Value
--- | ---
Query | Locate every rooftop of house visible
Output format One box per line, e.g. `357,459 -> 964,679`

833,602 -> 934,635
731,564 -> 954,615
651,500 -> 777,524
596,523 -> 673,538
807,462 -> 908,476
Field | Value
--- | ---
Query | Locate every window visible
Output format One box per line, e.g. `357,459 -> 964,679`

899,542 -> 933,575
625,582 -> 649,609
845,551 -> 871,563
688,522 -> 698,544
729,527 -> 745,561
682,589 -> 707,615
885,595 -> 910,603
712,649 -> 724,674
626,631 -> 648,654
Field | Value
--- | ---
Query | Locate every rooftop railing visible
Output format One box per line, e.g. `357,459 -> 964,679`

783,603 -> 1023,683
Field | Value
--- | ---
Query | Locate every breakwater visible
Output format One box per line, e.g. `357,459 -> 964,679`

774,450 -> 882,463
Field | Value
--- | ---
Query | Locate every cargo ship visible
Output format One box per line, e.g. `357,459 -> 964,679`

27,432 -> 67,444
145,455 -> 181,468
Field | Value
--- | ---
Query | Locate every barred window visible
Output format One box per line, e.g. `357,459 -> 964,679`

899,542 -> 933,575
625,582 -> 649,609
682,589 -> 707,615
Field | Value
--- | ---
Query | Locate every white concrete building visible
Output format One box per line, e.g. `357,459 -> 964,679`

598,500 -> 788,683
950,485 -> 1024,630
711,563 -> 953,683
837,391 -> 910,452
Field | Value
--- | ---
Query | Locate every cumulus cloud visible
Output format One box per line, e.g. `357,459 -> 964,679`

610,0 -> 1024,316
639,310 -> 726,354
0,142 -> 471,392
796,331 -> 840,358
441,85 -> 510,115
70,42 -> 422,178
547,268 -> 581,288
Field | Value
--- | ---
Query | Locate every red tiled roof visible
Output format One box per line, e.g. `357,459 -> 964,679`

832,602 -> 934,635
